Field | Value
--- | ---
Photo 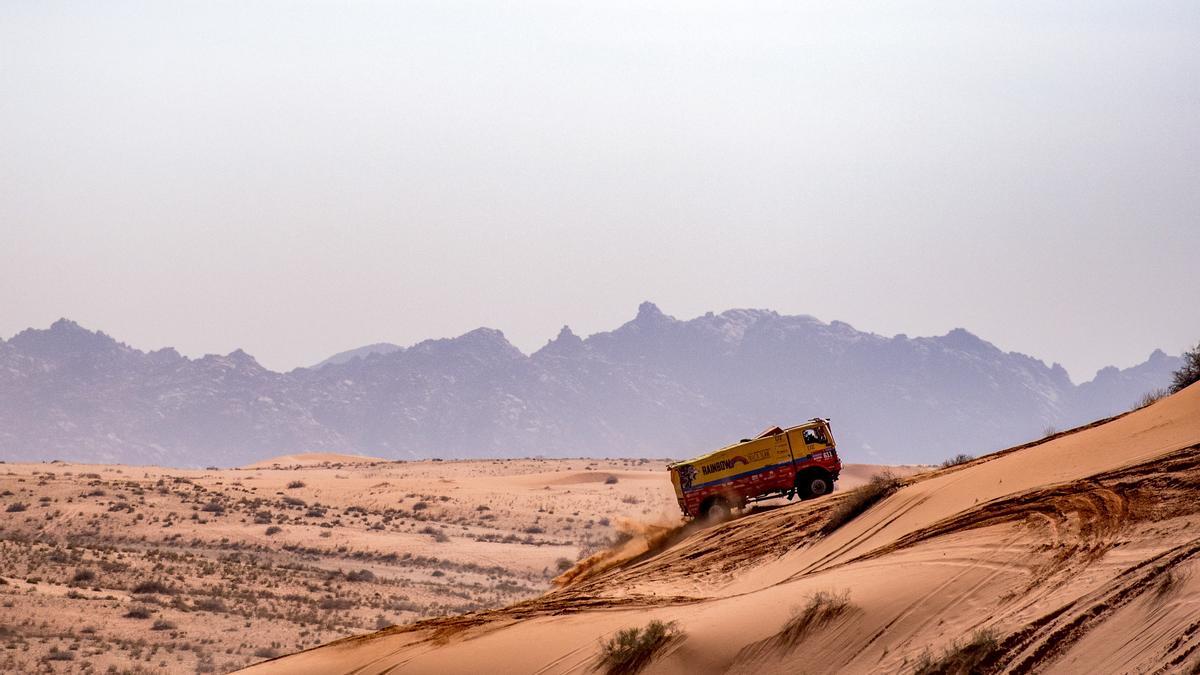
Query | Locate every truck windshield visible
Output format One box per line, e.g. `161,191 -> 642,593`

803,427 -> 828,445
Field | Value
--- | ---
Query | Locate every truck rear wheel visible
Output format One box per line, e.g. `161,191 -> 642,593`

797,473 -> 833,500
700,497 -> 731,523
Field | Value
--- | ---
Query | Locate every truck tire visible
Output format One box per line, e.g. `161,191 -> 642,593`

797,473 -> 833,500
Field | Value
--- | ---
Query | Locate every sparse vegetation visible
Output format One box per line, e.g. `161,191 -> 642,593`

70,568 -> 96,584
346,569 -> 376,582
5,502 -> 28,512
821,472 -> 901,535
596,620 -> 685,675
913,629 -> 1002,675
1136,388 -> 1169,410
604,475 -> 619,485
775,591 -> 854,649
941,454 -> 973,468
735,590 -> 857,663
1171,341 -> 1200,393
0,456 -> 670,672
287,480 -> 306,489
124,606 -> 154,619
132,580 -> 176,595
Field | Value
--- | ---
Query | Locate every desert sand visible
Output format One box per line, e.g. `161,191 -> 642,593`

242,383 -> 1200,674
0,443 -> 919,673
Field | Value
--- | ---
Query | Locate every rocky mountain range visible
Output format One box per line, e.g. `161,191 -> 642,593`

0,303 -> 1181,467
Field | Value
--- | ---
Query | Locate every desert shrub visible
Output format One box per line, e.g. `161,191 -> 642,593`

253,647 -> 280,659
71,568 -> 96,584
913,629 -> 1002,675
193,597 -> 228,613
132,580 -> 176,595
941,454 -> 973,468
419,526 -> 449,543
1171,341 -> 1200,393
5,502 -> 27,513
286,480 -> 306,489
253,511 -> 273,524
411,501 -> 428,511
596,620 -> 685,675
318,597 -> 353,610
44,647 -> 75,661
556,557 -> 573,572
305,508 -> 326,518
282,496 -> 306,507
374,615 -> 394,630
346,569 -> 376,582
265,526 -> 282,536
200,501 -> 224,513
604,475 -> 619,485
1136,388 -> 1169,410
124,605 -> 154,619
524,526 -> 545,534
821,472 -> 901,535
151,618 -> 177,631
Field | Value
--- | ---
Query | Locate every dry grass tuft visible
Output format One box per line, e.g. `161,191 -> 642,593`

774,591 -> 854,650
596,619 -> 685,675
1136,388 -> 1169,410
821,472 -> 901,535
913,629 -> 1002,675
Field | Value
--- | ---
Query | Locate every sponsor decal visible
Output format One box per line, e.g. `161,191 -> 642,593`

701,455 -> 749,475
677,464 -> 697,491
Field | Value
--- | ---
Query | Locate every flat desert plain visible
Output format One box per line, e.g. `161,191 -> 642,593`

245,383 -> 1200,675
0,449 -> 916,673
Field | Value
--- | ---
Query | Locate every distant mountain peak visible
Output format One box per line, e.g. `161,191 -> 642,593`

536,325 -> 585,358
313,342 -> 403,369
8,318 -> 122,355
635,301 -> 669,323
940,327 -> 995,353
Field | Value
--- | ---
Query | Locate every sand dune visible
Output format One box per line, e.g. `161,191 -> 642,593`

244,383 -> 1200,674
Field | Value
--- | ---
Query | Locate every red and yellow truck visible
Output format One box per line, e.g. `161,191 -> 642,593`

667,418 -> 842,519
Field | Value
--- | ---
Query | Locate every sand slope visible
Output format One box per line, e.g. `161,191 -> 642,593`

244,384 -> 1200,674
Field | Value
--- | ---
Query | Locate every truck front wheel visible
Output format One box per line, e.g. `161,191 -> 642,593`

797,473 -> 833,500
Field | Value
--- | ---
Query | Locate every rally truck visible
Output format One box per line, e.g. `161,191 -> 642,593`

667,419 -> 842,519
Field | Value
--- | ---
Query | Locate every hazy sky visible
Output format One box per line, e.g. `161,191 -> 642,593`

2,1 -> 1197,381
